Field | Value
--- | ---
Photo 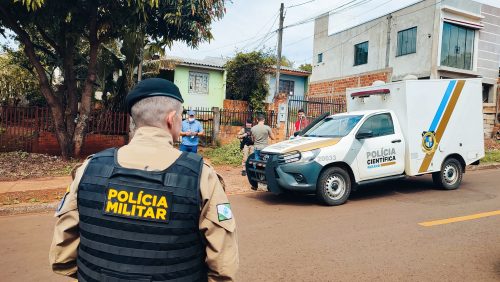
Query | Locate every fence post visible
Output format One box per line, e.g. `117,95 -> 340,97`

212,107 -> 220,146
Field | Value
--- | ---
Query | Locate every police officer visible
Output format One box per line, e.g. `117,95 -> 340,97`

49,78 -> 239,281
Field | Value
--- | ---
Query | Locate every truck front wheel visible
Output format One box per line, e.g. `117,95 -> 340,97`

432,158 -> 463,190
316,167 -> 351,206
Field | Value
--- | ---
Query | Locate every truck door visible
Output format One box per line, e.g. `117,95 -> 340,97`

354,113 -> 405,180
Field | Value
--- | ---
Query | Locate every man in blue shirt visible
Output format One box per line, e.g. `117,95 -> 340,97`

180,110 -> 204,153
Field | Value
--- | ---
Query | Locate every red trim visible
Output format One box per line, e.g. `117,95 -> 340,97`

444,18 -> 483,29
351,88 -> 390,98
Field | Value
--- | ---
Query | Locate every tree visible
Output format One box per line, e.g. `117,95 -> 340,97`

225,51 -> 273,111
298,63 -> 312,72
267,54 -> 294,68
0,0 -> 226,159
0,51 -> 40,106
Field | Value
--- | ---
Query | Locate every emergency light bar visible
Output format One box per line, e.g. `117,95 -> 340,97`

350,88 -> 390,99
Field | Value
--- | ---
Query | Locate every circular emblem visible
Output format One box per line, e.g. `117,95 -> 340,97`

262,154 -> 270,161
421,131 -> 437,154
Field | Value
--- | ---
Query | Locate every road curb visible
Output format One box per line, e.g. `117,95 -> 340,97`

466,163 -> 500,171
0,202 -> 57,216
0,190 -> 259,216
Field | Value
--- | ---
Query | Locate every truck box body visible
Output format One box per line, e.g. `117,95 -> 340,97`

346,79 -> 484,176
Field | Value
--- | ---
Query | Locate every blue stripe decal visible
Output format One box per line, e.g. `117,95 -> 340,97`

428,80 -> 456,131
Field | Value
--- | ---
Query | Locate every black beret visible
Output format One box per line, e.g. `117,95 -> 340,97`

126,78 -> 184,113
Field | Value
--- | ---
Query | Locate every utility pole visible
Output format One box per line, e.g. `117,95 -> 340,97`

385,14 -> 392,68
274,3 -> 285,100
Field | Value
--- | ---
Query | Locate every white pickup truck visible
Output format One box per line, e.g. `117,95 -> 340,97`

246,79 -> 484,206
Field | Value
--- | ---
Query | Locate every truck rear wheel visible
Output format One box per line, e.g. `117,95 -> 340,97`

316,167 -> 351,206
432,157 -> 463,190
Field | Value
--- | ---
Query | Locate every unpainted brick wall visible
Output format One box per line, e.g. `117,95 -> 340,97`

33,132 -> 127,157
217,122 -> 288,146
308,71 -> 391,98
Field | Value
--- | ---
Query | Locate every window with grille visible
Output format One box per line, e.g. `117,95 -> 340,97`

279,80 -> 295,95
188,71 -> 209,95
397,27 -> 417,56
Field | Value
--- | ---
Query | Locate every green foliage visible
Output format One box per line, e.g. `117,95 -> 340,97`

204,141 -> 243,166
1,0 -> 227,157
482,150 -> 500,164
225,51 -> 273,111
267,54 -> 294,68
0,52 -> 40,105
298,63 -> 312,72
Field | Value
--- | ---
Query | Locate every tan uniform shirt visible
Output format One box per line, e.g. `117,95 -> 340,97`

49,126 -> 239,281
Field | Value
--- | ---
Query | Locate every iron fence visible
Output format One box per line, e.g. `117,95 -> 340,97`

0,106 -> 130,153
182,107 -> 214,146
220,109 -> 278,128
286,96 -> 347,137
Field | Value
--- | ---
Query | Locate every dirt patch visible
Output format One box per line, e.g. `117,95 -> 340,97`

0,188 -> 66,206
214,165 -> 255,194
485,139 -> 500,151
0,152 -> 80,181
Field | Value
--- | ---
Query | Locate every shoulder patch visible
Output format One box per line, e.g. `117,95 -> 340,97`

217,203 -> 232,221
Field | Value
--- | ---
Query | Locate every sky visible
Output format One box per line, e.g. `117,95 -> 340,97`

168,0 -> 500,67
2,0 -> 499,67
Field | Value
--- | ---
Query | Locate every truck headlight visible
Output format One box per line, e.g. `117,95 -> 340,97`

299,149 -> 320,163
281,151 -> 301,163
280,149 -> 320,164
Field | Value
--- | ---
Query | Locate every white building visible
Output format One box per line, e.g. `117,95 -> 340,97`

309,0 -> 499,137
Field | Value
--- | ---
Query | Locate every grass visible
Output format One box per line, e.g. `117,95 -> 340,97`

482,150 -> 500,164
203,141 -> 243,167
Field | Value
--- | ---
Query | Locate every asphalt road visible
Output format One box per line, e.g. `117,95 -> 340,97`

1,169 -> 499,281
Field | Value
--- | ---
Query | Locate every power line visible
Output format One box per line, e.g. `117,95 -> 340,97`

282,0 -> 392,47
286,0 -> 316,9
243,12 -> 280,51
284,0 -> 373,30
292,0 -> 444,64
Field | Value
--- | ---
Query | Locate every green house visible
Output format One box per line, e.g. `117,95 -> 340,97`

155,56 -> 227,109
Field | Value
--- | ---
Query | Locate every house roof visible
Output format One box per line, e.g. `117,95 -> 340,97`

274,65 -> 311,77
151,56 -> 310,76
155,56 -> 227,71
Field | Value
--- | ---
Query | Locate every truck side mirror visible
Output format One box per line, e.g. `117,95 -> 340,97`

356,129 -> 374,139
293,131 -> 300,137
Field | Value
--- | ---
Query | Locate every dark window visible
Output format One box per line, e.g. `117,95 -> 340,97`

354,41 -> 369,66
440,22 -> 475,70
482,83 -> 492,103
317,53 -> 323,63
397,27 -> 417,56
358,113 -> 395,138
279,80 -> 295,95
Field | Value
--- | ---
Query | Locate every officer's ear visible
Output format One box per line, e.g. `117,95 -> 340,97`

165,110 -> 178,129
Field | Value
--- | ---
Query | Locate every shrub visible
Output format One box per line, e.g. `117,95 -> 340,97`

203,140 -> 242,166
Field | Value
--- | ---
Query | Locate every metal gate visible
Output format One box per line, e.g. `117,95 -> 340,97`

286,97 -> 346,138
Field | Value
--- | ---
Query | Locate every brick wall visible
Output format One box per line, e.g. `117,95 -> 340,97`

223,99 -> 248,111
309,70 -> 391,97
217,122 -> 288,146
33,132 -> 127,157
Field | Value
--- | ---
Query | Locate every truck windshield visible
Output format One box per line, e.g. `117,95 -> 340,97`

303,115 -> 363,138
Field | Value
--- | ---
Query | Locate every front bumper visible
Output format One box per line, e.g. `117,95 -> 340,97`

245,153 -> 322,194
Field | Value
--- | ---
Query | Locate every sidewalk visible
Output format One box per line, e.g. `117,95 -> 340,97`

0,176 -> 71,194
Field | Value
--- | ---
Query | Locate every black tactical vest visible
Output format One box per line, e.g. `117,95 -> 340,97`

76,148 -> 207,282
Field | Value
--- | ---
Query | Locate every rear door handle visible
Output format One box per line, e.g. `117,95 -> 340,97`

391,139 -> 401,143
